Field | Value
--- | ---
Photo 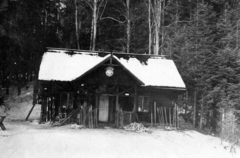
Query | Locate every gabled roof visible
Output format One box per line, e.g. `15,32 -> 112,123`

38,51 -> 108,81
71,54 -> 145,85
117,57 -> 185,88
38,51 -> 186,89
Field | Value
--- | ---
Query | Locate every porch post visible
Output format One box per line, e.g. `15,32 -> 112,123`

133,85 -> 138,122
40,98 -> 44,123
41,96 -> 47,122
59,93 -> 62,119
95,92 -> 99,126
115,86 -> 119,126
39,83 -> 44,123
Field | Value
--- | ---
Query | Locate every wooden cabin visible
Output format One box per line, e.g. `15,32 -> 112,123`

38,49 -> 186,127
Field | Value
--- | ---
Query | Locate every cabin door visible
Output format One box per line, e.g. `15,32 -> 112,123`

99,95 -> 109,122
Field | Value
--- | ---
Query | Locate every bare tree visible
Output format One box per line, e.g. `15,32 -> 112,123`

148,0 -> 152,54
99,0 -> 133,53
84,0 -> 108,51
126,0 -> 130,53
75,0 -> 80,49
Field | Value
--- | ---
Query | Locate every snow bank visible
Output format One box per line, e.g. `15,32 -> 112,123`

6,102 -> 41,121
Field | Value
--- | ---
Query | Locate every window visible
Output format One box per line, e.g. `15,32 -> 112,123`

61,92 -> 74,110
138,96 -> 149,112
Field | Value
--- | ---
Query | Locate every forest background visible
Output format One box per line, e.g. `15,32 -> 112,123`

0,0 -> 240,146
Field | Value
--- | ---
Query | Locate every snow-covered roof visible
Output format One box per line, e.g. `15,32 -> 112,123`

118,58 -> 185,88
38,51 -> 109,81
38,51 -> 186,89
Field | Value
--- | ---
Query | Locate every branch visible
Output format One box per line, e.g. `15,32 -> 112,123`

100,17 -> 126,24
98,0 -> 108,21
163,0 -> 172,11
83,0 -> 93,10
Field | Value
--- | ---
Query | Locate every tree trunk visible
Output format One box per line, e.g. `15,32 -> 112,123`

193,90 -> 197,127
17,73 -> 21,96
161,0 -> 165,55
44,9 -> 48,45
75,0 -> 80,49
17,87 -> 21,96
199,96 -> 204,129
221,108 -> 225,140
92,0 -> 97,51
90,19 -> 94,50
211,108 -> 217,132
5,80 -> 9,95
148,0 -> 151,54
154,0 -> 162,55
126,0 -> 130,53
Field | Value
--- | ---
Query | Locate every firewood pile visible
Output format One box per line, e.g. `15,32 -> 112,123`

70,124 -> 85,129
164,126 -> 177,131
123,122 -> 152,133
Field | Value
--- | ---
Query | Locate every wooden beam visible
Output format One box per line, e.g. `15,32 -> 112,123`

115,86 -> 119,126
118,87 -> 135,96
59,93 -> 62,119
169,107 -> 172,127
151,113 -> 153,126
46,47 -> 168,58
25,103 -> 36,121
46,97 -> 49,122
40,100 -> 44,123
67,93 -> 70,109
133,86 -> 138,123
164,106 -> 167,126
154,101 -> 157,126
157,107 -> 161,125
96,93 -> 99,126
102,64 -> 121,67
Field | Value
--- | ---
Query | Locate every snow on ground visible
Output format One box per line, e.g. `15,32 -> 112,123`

5,102 -> 41,122
0,86 -> 240,158
1,123 -> 239,158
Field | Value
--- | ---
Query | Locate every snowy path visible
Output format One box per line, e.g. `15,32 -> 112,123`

0,121 -> 239,158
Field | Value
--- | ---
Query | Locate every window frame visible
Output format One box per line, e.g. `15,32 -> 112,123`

138,96 -> 149,112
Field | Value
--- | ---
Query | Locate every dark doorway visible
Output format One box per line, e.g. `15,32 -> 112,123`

119,96 -> 134,112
